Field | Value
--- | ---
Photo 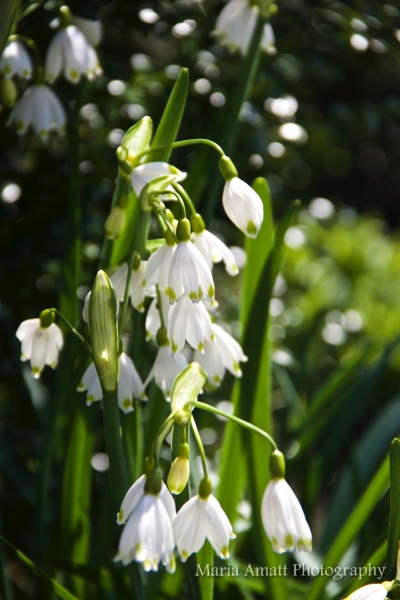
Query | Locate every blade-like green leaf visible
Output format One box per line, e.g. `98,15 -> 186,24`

0,536 -> 79,600
0,0 -> 19,56
197,542 -> 213,600
387,438 -> 400,577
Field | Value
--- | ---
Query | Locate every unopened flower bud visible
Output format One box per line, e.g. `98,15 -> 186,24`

198,477 -> 212,499
176,218 -> 191,243
190,213 -> 205,234
269,449 -> 286,479
89,271 -> 119,392
105,206 -> 126,240
167,443 -> 190,494
219,156 -> 238,181
39,309 -> 55,328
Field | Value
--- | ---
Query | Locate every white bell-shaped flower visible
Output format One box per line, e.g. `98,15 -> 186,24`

214,0 -> 276,56
344,583 -> 391,600
194,323 -> 247,387
145,293 -> 170,340
117,472 -> 176,525
7,84 -> 66,139
191,228 -> 238,276
115,471 -> 176,572
45,25 -> 102,83
130,162 -> 186,198
144,328 -> 188,399
110,259 -> 147,313
261,450 -> 312,554
223,177 -> 263,238
1,40 -> 33,79
167,219 -> 215,304
16,312 -> 63,378
71,15 -> 102,47
77,352 -> 146,413
145,233 -> 177,296
173,478 -> 235,561
168,294 -> 213,353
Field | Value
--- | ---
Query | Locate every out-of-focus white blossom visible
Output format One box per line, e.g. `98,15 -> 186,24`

7,84 -> 66,139
45,25 -> 102,83
0,40 -> 33,79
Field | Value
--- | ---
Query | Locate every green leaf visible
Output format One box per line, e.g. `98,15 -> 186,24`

387,438 -> 400,577
306,455 -> 390,600
0,536 -> 79,600
171,362 -> 206,413
0,0 -> 20,56
197,541 -> 213,600
150,68 -> 189,162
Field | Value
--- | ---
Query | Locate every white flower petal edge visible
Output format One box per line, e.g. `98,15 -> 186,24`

261,478 -> 312,554
115,493 -> 175,572
191,230 -> 239,276
145,294 -> 170,340
0,40 -> 33,79
345,583 -> 390,600
16,319 -> 64,378
195,323 -> 247,386
110,261 -> 147,312
214,0 -> 257,55
144,346 -> 188,400
45,25 -> 102,83
7,85 -> 66,139
173,494 -> 235,562
222,177 -> 263,238
131,162 -> 186,197
71,15 -> 102,47
145,243 -> 176,296
168,241 -> 215,303
168,294 -> 214,353
117,475 -> 175,524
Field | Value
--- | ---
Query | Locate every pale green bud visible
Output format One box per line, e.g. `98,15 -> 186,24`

198,477 -> 212,499
105,206 -> 126,240
139,175 -> 176,211
39,309 -> 55,328
190,213 -> 205,234
167,443 -> 190,494
89,271 -> 119,393
176,218 -> 191,243
219,156 -> 238,181
0,77 -> 17,108
59,5 -> 72,27
120,116 -> 153,171
269,449 -> 286,479
144,469 -> 162,496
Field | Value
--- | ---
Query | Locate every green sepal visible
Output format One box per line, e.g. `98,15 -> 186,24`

39,309 -> 55,328
89,271 -> 119,393
170,362 -> 206,413
176,218 -> 191,242
269,450 -> 285,479
139,174 -> 176,211
219,156 -> 238,181
190,213 -> 205,234
144,469 -> 162,495
198,477 -> 212,499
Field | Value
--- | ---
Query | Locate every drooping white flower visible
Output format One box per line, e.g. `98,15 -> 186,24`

145,331 -> 188,399
343,583 -> 391,600
145,293 -> 170,340
16,316 -> 63,378
145,235 -> 177,296
111,261 -> 147,313
194,323 -> 247,387
115,473 -> 176,572
45,25 -> 102,83
214,0 -> 276,56
173,480 -> 235,561
77,352 -> 146,412
0,40 -> 33,79
168,294 -> 214,353
7,84 -> 66,139
167,219 -> 215,304
191,229 -> 239,276
223,177 -> 263,238
130,162 -> 186,198
117,474 -> 176,525
71,15 -> 102,47
261,477 -> 312,554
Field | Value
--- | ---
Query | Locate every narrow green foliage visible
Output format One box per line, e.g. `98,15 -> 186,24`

387,438 -> 400,577
0,0 -> 20,56
197,541 -> 214,600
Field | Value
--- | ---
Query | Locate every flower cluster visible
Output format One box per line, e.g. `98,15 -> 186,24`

2,6 -> 102,140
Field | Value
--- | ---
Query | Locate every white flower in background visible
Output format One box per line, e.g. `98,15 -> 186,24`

145,293 -> 170,339
214,0 -> 276,56
82,291 -> 91,323
173,479 -> 235,561
191,214 -> 238,276
130,162 -> 186,197
261,477 -> 312,554
343,583 -> 391,600
223,177 -> 263,238
16,315 -> 63,378
77,352 -> 146,412
145,328 -> 187,399
145,235 -> 177,296
111,260 -> 147,312
71,15 -> 102,47
167,219 -> 215,303
7,84 -> 66,139
115,474 -> 176,572
0,39 -> 33,79
194,323 -> 247,387
168,294 -> 213,353
45,25 -> 102,83
117,473 -> 175,525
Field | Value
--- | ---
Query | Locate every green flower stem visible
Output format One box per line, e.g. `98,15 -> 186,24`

135,398 -> 144,479
151,413 -> 175,466
102,389 -> 145,599
190,416 -> 208,479
156,285 -> 166,329
189,400 -> 277,451
117,251 -> 136,338
51,309 -> 89,354
98,170 -> 131,270
173,182 -> 197,216
134,138 -> 225,163
152,189 -> 186,218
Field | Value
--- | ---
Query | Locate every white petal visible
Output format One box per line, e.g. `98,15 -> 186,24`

222,178 -> 263,238
16,319 -> 39,341
173,496 -> 207,559
77,362 -> 97,391
30,328 -> 49,377
117,475 -> 146,524
204,495 -> 234,558
348,584 -> 388,600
